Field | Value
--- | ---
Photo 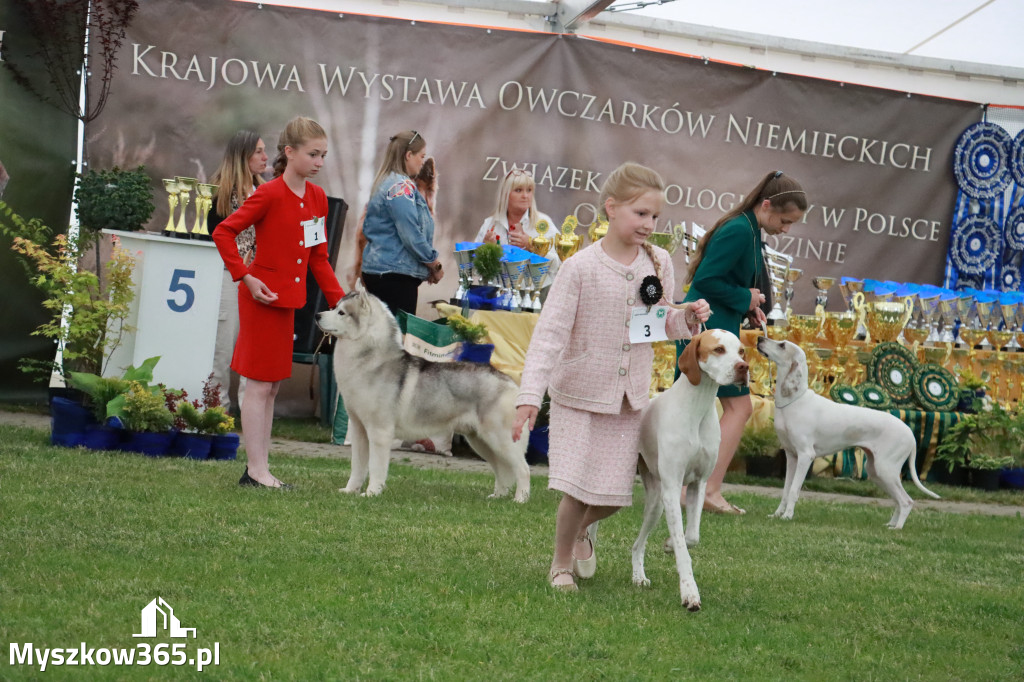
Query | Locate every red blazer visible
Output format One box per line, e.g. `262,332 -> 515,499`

213,177 -> 344,309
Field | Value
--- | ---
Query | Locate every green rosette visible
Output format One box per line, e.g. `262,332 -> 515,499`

830,383 -> 862,406
867,342 -> 918,407
912,363 -> 959,412
858,382 -> 894,410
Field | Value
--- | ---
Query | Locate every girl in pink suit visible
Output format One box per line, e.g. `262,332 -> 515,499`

513,162 -> 711,591
213,116 -> 345,489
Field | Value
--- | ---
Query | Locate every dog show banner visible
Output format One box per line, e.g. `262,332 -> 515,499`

76,0 -> 979,317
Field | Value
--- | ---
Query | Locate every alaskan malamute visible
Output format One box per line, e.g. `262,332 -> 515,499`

317,289 -> 530,501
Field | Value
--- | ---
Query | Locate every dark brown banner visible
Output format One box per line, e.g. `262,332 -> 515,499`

86,0 -> 979,316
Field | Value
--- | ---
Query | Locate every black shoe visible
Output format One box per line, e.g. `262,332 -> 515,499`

238,467 -> 292,489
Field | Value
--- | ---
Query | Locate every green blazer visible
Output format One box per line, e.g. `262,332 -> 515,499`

682,210 -> 763,336
678,210 -> 762,397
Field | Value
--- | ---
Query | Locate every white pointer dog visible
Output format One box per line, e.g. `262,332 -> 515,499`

317,289 -> 530,501
632,329 -> 749,611
757,337 -> 939,529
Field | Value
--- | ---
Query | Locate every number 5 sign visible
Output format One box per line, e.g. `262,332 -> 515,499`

102,230 -> 224,398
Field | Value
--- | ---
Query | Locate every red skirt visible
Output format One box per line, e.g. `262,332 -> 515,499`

231,284 -> 295,382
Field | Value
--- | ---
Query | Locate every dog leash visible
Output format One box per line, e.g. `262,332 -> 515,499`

308,332 -> 331,401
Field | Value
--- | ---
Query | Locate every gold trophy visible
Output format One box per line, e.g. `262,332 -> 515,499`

811,276 -> 836,314
174,176 -> 197,236
783,268 -> 802,318
555,216 -> 582,261
788,314 -> 822,347
852,292 -> 913,344
191,182 -> 218,239
646,224 -> 685,254
588,216 -> 608,243
529,219 -> 552,257
162,179 -> 181,235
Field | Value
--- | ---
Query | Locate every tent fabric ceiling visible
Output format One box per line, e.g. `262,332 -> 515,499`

622,0 -> 1023,71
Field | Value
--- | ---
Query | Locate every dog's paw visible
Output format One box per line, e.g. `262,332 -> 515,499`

680,581 -> 701,611
338,486 -> 361,495
513,491 -> 530,504
363,485 -> 385,497
632,575 -> 651,588
681,595 -> 702,612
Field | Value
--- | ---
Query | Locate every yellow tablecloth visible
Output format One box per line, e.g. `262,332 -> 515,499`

435,304 -> 538,383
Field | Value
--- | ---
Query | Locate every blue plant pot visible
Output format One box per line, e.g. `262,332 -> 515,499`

457,343 -> 495,364
81,424 -> 123,451
210,433 -> 240,461
172,432 -> 213,460
50,396 -> 95,448
122,431 -> 174,457
999,467 -> 1024,489
526,425 -> 549,465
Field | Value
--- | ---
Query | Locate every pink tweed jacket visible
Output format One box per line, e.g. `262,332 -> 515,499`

517,242 -> 697,414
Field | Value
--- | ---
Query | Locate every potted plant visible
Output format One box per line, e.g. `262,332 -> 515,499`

0,202 -> 137,385
445,313 -> 494,364
119,381 -> 176,457
936,403 -> 1022,489
171,376 -> 235,460
739,421 -> 781,478
74,166 -> 154,288
955,367 -> 988,413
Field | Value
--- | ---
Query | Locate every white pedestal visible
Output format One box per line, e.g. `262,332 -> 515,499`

104,229 -> 224,399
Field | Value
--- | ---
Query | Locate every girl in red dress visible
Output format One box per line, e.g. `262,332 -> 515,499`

213,116 -> 345,488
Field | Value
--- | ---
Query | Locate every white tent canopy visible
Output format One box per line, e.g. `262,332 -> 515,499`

268,0 -> 1024,107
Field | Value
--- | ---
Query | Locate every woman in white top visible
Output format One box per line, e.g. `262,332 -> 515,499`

474,168 -> 560,277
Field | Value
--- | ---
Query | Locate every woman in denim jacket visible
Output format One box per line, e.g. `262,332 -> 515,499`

362,130 -> 444,315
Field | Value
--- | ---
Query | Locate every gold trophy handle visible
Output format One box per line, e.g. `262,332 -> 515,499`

852,291 -> 868,345
901,296 -> 914,329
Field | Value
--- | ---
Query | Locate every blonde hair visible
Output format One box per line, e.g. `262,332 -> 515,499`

600,162 -> 669,287
371,130 -> 426,193
272,116 -> 327,177
491,168 -> 539,232
686,170 -> 807,285
209,130 -> 265,217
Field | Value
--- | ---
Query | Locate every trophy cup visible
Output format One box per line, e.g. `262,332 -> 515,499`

588,217 -> 608,244
162,179 -> 181,236
915,293 -> 941,344
852,292 -> 913,344
764,246 -> 792,322
683,224 -> 706,267
453,247 -> 476,304
508,257 -> 531,312
811,276 -> 836,314
190,182 -> 217,239
998,298 -> 1019,350
936,294 -> 958,344
173,176 -> 197,237
529,220 -> 552,257
525,259 -> 551,312
499,259 -> 520,311
1015,301 -> 1024,350
974,296 -> 997,350
555,216 -> 582,261
784,268 -> 802,318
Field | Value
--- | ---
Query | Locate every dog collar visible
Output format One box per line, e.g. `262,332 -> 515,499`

773,385 -> 807,409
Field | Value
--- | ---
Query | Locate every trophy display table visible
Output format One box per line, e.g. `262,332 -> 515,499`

435,303 -> 539,383
102,229 -> 224,399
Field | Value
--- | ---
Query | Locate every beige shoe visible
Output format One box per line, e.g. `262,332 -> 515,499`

572,527 -> 597,579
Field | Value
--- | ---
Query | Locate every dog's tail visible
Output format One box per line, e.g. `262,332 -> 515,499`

907,446 -> 941,499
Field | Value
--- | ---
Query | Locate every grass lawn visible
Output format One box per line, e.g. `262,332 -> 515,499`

2,422 -> 1023,681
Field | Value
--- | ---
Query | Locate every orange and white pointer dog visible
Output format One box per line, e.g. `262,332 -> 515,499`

632,329 -> 749,611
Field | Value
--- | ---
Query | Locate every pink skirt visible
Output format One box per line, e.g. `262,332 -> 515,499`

547,397 -> 642,507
